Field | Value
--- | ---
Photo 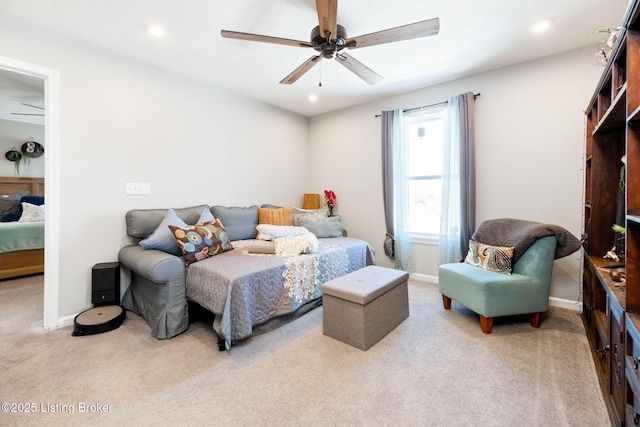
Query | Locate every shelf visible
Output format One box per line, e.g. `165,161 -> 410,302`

590,256 -> 627,310
629,104 -> 640,124
627,356 -> 640,395
585,1 -> 640,424
594,83 -> 627,135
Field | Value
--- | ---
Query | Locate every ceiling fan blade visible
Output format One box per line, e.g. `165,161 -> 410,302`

280,55 -> 323,84
316,0 -> 338,39
334,53 -> 382,85
345,17 -> 440,49
20,103 -> 44,110
11,113 -> 44,116
221,30 -> 313,48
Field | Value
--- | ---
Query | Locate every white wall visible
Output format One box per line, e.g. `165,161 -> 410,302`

0,119 -> 45,177
0,17 -> 309,319
309,45 -> 605,303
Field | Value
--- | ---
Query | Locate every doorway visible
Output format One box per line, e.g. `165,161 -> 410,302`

0,55 -> 59,330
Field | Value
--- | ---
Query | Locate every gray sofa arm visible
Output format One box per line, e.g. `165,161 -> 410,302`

118,245 -> 189,339
118,245 -> 185,284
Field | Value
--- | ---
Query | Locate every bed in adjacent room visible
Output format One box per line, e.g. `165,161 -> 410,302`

0,177 -> 45,280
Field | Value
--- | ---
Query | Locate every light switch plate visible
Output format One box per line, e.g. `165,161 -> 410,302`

125,182 -> 151,195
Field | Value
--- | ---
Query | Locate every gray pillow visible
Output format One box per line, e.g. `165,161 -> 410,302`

0,199 -> 20,218
0,191 -> 28,218
296,215 -> 342,238
126,205 -> 209,238
211,205 -> 258,241
293,207 -> 328,225
134,206 -> 212,256
139,208 -> 189,256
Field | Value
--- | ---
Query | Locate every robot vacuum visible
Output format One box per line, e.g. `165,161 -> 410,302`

72,305 -> 126,336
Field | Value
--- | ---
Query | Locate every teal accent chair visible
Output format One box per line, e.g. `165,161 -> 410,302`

438,236 -> 557,334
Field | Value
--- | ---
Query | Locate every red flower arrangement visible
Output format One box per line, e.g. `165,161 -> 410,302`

324,190 -> 336,216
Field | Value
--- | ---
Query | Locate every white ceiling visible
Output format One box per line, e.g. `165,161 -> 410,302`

0,0 -> 631,119
0,68 -> 44,126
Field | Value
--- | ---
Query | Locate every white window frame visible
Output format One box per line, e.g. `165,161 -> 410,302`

404,105 -> 445,245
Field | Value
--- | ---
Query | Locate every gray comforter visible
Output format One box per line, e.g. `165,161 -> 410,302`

186,236 -> 375,348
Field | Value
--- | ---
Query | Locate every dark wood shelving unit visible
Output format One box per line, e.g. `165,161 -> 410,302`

583,1 -> 640,425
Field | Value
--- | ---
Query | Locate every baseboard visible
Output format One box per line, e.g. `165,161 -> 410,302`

548,296 -> 582,312
58,313 -> 77,328
409,272 -> 438,284
411,273 -> 582,312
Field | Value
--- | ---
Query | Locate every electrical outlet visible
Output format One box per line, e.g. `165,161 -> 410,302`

125,182 -> 151,195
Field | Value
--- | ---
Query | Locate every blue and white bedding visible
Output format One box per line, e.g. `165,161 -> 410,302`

185,236 -> 375,348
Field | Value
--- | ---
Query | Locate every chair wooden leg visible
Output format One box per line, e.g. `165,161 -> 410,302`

479,315 -> 493,334
530,312 -> 543,328
442,295 -> 451,310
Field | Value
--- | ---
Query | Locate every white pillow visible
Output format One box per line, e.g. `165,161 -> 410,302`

19,202 -> 45,222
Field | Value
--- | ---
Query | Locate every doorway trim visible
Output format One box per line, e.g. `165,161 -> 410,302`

0,55 -> 60,330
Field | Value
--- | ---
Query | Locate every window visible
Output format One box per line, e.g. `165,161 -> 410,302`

405,105 -> 445,236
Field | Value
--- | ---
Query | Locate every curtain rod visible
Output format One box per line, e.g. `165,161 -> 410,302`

374,93 -> 481,117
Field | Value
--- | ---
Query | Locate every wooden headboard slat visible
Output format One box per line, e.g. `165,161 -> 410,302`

0,177 -> 45,197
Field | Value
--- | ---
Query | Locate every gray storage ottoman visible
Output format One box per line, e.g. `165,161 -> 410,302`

320,265 -> 409,350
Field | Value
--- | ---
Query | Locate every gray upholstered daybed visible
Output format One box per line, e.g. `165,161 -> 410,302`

118,204 -> 375,350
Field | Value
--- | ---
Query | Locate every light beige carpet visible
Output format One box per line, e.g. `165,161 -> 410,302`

0,275 -> 610,426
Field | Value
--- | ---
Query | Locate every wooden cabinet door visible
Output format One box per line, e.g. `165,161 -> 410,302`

610,300 -> 625,426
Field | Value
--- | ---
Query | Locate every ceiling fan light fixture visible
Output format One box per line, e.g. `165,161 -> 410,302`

220,2 -> 439,85
308,94 -> 318,102
144,24 -> 167,38
530,18 -> 554,34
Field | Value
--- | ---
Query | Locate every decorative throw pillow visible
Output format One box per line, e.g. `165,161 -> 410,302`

169,219 -> 232,265
292,207 -> 328,225
296,215 -> 343,238
465,239 -> 514,275
196,206 -> 214,224
258,206 -> 293,226
18,202 -> 46,222
0,191 -> 28,219
1,195 -> 44,222
0,191 -> 28,199
139,208 -> 188,256
211,205 -> 258,241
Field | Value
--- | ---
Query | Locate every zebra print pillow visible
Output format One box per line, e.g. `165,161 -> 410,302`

465,239 -> 515,275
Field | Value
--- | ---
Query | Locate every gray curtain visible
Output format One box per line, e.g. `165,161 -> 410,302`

458,92 -> 476,257
439,92 -> 476,264
381,110 -> 395,258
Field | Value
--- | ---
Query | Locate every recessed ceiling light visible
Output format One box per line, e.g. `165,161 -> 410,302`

144,24 -> 167,38
308,94 -> 318,102
531,18 -> 554,34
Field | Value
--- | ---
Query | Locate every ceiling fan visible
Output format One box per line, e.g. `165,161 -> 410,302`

11,103 -> 44,116
221,0 -> 440,85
